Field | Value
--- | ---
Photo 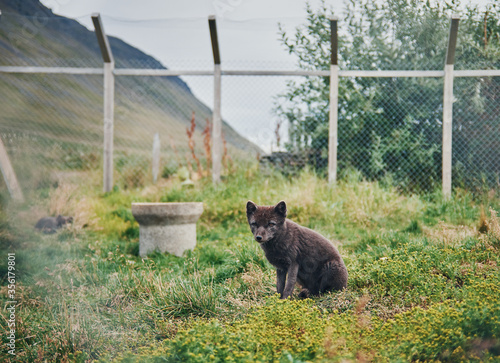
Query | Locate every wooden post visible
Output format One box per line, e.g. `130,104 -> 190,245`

442,16 -> 460,198
152,133 -> 160,183
328,17 -> 339,185
92,13 -> 115,193
0,9 -> 24,202
0,137 -> 24,203
209,15 -> 222,184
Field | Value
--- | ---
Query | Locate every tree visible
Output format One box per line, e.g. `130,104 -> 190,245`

452,1 -> 500,190
276,0 -> 500,192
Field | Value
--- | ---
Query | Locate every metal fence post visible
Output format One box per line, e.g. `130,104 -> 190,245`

152,133 -> 160,183
92,13 -> 115,193
209,15 -> 222,184
328,17 -> 339,185
0,9 -> 24,203
0,137 -> 24,203
442,16 -> 460,198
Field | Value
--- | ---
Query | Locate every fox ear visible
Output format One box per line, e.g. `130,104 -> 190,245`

246,201 -> 257,215
274,201 -> 287,217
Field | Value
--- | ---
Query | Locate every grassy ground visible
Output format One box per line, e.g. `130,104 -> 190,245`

1,165 -> 499,362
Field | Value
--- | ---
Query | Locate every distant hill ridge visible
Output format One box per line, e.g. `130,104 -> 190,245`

0,0 -> 189,92
0,0 -> 261,162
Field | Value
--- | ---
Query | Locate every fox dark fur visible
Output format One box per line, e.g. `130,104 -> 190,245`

246,200 -> 348,299
35,215 -> 73,234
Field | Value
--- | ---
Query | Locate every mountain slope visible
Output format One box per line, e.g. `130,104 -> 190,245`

0,0 -> 260,189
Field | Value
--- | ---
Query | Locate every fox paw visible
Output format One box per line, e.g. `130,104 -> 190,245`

298,288 -> 310,299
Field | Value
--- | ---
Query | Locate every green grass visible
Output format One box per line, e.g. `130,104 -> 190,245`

1,166 -> 499,362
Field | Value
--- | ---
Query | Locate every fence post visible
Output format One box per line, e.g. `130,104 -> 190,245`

152,133 -> 160,183
209,15 -> 222,184
0,137 -> 24,203
442,15 -> 460,198
0,9 -> 23,203
212,64 -> 222,184
328,17 -> 339,185
92,13 -> 115,193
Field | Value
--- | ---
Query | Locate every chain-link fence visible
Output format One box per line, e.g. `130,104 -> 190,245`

0,72 -> 104,192
3,71 -> 498,195
453,76 -> 500,192
0,10 -> 499,198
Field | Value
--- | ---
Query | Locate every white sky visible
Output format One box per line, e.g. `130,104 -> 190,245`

41,0 -> 338,19
39,0 -> 342,64
38,0 -> 492,153
38,0 -> 491,64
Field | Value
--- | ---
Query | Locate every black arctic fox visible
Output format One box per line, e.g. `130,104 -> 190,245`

246,200 -> 348,299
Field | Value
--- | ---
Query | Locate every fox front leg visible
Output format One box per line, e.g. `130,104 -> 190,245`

281,263 -> 299,299
276,269 -> 286,297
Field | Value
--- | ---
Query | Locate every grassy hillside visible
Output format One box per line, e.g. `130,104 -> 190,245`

0,166 -> 499,361
0,0 -> 260,191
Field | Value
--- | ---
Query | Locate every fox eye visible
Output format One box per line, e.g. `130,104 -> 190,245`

268,222 -> 276,226
250,222 -> 257,227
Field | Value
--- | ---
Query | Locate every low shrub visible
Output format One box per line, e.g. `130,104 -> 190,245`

167,295 -> 328,362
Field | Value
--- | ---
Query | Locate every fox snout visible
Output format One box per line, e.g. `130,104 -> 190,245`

253,228 -> 269,243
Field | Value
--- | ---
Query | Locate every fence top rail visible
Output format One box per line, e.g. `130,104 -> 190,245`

453,69 -> 500,77
0,66 -> 499,78
114,69 -> 214,76
340,70 -> 445,77
115,69 -> 447,77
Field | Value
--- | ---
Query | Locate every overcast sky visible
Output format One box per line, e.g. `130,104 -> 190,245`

41,0 -> 340,20
38,0 -> 492,153
39,0 -> 346,70
38,0 -> 491,64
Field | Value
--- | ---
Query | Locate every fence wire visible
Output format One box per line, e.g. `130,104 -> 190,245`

1,71 -> 499,195
0,73 -> 103,192
0,12 -> 499,196
112,75 -> 215,189
453,76 -> 500,192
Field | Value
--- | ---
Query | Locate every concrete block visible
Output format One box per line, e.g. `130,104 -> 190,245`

131,202 -> 204,257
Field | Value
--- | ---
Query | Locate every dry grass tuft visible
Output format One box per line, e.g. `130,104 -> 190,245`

485,208 -> 500,240
186,111 -> 204,177
423,221 -> 477,245
48,183 -> 79,216
202,118 -> 212,170
478,206 -> 489,234
240,263 -> 273,299
324,327 -> 347,359
283,172 -> 320,223
355,294 -> 371,316
478,208 -> 500,248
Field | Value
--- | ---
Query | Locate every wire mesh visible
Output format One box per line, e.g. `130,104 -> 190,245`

0,73 -> 103,191
453,76 -> 500,191
337,76 -> 444,192
112,74 -> 215,189
1,67 -> 499,195
0,10 -> 499,197
272,73 -> 446,191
